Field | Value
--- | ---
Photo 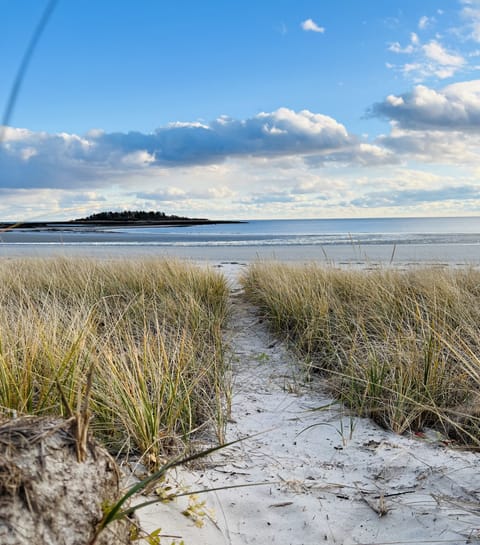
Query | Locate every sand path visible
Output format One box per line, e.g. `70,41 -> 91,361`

137,265 -> 480,545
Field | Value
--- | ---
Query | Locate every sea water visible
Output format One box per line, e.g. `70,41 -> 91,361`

2,217 -> 480,263
106,217 -> 480,247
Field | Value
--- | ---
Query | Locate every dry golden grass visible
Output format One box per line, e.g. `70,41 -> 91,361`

0,257 -> 230,463
242,262 -> 480,445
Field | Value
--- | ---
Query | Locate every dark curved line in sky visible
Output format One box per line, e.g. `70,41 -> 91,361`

0,0 -> 59,142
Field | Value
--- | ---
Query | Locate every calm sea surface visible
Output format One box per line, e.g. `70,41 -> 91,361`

105,217 -> 480,247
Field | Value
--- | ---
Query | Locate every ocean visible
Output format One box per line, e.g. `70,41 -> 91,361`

2,217 -> 480,263
105,217 -> 480,247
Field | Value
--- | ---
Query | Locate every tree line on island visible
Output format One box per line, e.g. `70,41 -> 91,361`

0,210 -> 243,230
75,210 -> 192,222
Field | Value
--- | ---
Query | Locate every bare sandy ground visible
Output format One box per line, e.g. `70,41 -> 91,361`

131,263 -> 480,545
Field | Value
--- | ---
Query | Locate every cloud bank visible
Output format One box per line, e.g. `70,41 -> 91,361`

2,76 -> 480,220
0,108 -> 390,190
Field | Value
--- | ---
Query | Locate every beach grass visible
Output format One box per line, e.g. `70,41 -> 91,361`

242,262 -> 480,445
0,257 -> 230,463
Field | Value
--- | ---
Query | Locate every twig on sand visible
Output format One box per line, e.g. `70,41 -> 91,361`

355,484 -> 389,517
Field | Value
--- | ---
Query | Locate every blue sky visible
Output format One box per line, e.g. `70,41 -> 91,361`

1,0 -> 480,220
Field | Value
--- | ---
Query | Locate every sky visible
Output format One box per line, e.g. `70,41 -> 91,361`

2,0 -> 480,220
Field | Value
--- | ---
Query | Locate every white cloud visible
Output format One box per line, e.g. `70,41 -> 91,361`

20,147 -> 38,161
209,186 -> 237,199
300,18 -> 325,33
418,16 -> 430,30
461,1 -> 480,42
0,126 -> 36,142
121,150 -> 156,167
0,188 -> 106,221
422,40 -> 465,72
316,142 -> 397,167
388,42 -> 414,54
369,80 -> 480,167
167,121 -> 209,129
351,184 -> 480,208
387,33 -> 466,81
139,185 -> 236,202
377,124 -> 480,164
386,94 -> 405,106
372,80 -> 480,130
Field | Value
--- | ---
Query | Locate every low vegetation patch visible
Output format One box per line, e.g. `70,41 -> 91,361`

0,258 -> 230,464
242,262 -> 480,445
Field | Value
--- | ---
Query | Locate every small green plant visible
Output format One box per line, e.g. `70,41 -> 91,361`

336,414 -> 357,446
141,528 -> 162,545
254,352 -> 270,363
181,494 -> 213,528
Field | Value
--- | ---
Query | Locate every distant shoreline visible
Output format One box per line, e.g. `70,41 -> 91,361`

0,218 -> 246,231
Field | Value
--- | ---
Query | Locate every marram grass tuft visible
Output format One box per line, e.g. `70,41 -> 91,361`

0,257 -> 230,463
242,262 -> 480,445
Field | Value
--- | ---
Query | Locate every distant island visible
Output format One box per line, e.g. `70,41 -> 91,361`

0,210 -> 245,230
75,210 -> 191,222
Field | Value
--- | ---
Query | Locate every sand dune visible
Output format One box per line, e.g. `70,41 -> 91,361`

133,263 -> 480,545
